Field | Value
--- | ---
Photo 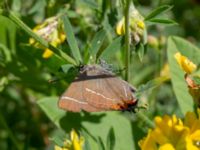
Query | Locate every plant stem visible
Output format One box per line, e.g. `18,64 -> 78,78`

156,45 -> 163,76
0,112 -> 22,150
0,9 -> 77,65
137,112 -> 155,128
156,50 -> 162,76
124,0 -> 131,81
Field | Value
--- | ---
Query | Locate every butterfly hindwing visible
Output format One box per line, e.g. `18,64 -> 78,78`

58,65 -> 137,112
58,74 -> 101,112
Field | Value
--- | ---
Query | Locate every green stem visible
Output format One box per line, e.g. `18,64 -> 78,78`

156,50 -> 162,76
0,112 -> 22,150
124,0 -> 131,81
137,112 -> 155,128
156,46 -> 163,76
0,9 -> 77,65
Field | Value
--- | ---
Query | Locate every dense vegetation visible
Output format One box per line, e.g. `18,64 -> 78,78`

1,0 -> 200,150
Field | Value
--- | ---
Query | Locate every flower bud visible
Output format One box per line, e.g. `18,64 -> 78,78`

147,35 -> 159,49
116,7 -> 146,44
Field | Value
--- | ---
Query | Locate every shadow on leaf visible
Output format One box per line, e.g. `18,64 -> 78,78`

59,111 -> 106,132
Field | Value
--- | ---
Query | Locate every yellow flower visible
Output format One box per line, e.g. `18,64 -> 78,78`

55,145 -> 68,150
138,130 -> 158,150
116,8 -> 146,44
29,16 -> 66,59
54,129 -> 84,150
116,18 -> 125,35
184,110 -> 200,149
139,110 -> 200,150
137,20 -> 145,30
174,52 -> 197,74
43,49 -> 54,58
159,144 -> 175,150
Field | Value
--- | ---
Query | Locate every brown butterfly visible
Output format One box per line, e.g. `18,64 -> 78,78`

58,65 -> 137,112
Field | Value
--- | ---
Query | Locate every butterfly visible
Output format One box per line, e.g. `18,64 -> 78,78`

58,65 -> 137,112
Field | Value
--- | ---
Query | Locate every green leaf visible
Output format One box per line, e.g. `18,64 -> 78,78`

49,129 -> 66,147
66,10 -> 80,18
0,43 -> 12,62
0,15 -> 17,54
81,0 -> 99,10
60,64 -> 74,74
145,5 -> 173,21
132,65 -> 155,85
167,36 -> 200,114
136,76 -> 169,98
135,43 -> 145,62
83,137 -> 92,150
98,37 -> 122,60
80,112 -> 135,150
193,76 -> 200,85
11,0 -> 22,12
62,15 -> 82,64
147,18 -> 177,25
28,0 -> 46,17
143,28 -> 148,45
37,97 -> 66,128
37,97 -> 135,150
0,76 -> 8,92
97,137 -> 106,150
106,128 -> 115,150
20,44 -> 66,73
88,29 -> 106,61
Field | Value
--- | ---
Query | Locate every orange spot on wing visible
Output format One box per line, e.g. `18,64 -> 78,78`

110,99 -> 137,110
111,104 -> 122,110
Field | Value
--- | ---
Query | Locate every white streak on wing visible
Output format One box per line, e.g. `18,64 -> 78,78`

61,96 -> 87,104
85,88 -> 116,101
123,86 -> 127,97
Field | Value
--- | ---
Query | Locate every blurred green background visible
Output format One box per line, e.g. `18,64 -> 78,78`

0,0 -> 200,149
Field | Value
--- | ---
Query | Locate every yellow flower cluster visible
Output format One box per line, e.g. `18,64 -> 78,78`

139,110 -> 200,150
116,9 -> 145,44
55,129 -> 84,150
29,16 -> 66,58
174,52 -> 197,74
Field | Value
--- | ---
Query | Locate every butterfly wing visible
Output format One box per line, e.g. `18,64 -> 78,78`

58,75 -> 101,112
59,65 -> 137,112
83,66 -> 137,111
